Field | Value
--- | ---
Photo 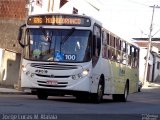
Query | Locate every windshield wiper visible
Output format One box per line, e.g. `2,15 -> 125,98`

61,28 -> 75,44
60,28 -> 75,53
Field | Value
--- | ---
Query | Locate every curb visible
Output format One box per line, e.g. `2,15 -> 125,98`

0,92 -> 32,95
0,91 -> 26,95
0,88 -> 32,95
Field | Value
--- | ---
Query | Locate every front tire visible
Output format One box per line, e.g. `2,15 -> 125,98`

76,94 -> 89,102
91,79 -> 104,103
37,90 -> 48,100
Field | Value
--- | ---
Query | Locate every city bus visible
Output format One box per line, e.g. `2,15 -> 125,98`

18,13 -> 139,103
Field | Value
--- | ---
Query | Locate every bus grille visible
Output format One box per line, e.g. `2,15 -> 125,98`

31,63 -> 78,70
35,74 -> 70,78
38,84 -> 67,88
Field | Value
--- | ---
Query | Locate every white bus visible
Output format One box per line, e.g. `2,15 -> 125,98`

18,13 -> 139,103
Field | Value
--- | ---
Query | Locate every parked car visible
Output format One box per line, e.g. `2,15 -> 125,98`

138,81 -> 143,92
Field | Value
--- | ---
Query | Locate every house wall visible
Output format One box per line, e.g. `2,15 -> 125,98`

0,50 -> 21,88
148,54 -> 153,82
134,39 -> 160,82
28,0 -> 101,19
0,0 -> 27,52
154,56 -> 160,82
139,48 -> 153,82
0,19 -> 24,53
0,0 -> 27,87
28,0 -> 60,15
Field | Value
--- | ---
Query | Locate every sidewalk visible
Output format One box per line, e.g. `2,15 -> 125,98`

0,87 -> 25,95
142,81 -> 160,89
0,87 -> 32,95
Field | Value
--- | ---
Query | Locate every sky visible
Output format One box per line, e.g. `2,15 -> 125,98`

30,0 -> 160,40
94,0 -> 160,40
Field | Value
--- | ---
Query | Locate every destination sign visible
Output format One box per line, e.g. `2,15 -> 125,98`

27,15 -> 91,27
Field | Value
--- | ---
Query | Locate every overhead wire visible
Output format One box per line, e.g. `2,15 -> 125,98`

126,0 -> 149,7
127,0 -> 160,7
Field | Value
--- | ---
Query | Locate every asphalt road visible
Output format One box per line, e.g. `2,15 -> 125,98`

0,86 -> 160,120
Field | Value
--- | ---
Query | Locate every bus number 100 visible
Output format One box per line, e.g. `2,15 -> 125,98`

65,54 -> 76,61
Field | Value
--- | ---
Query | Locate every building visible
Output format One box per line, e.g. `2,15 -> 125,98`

0,0 -> 27,88
0,0 -> 101,88
27,0 -> 101,17
133,38 -> 160,82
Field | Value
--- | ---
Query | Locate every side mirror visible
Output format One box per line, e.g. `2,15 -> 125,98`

17,24 -> 26,48
92,35 -> 96,56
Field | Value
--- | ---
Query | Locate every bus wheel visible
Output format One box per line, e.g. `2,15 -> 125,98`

112,82 -> 129,102
123,82 -> 129,101
76,94 -> 89,102
91,79 -> 104,103
37,91 -> 48,100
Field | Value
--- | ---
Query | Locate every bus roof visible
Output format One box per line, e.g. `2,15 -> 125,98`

26,13 -> 137,48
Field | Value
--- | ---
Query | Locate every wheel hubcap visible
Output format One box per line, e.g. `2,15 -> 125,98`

124,86 -> 128,99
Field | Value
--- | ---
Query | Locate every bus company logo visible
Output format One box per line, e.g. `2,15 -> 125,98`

119,68 -> 125,76
35,69 -> 48,74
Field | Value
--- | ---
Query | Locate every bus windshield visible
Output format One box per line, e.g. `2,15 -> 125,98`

24,28 -> 91,62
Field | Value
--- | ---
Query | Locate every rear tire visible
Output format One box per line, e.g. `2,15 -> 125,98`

113,82 -> 129,102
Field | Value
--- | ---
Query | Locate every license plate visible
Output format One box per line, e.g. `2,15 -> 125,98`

46,80 -> 58,85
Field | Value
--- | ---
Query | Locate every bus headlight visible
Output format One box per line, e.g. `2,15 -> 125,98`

72,69 -> 89,80
82,69 -> 89,76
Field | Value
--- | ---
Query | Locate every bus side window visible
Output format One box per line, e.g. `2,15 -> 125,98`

131,46 -> 138,68
121,41 -> 127,64
116,38 -> 122,63
135,48 -> 139,68
93,25 -> 101,57
127,44 -> 131,66
109,35 -> 116,60
131,46 -> 135,67
102,31 -> 108,58
106,33 -> 110,59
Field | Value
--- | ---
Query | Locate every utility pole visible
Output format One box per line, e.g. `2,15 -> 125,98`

143,5 -> 160,85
